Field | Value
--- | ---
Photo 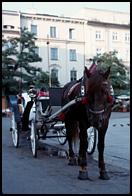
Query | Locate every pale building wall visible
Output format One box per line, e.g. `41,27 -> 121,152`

73,8 -> 130,68
2,8 -> 130,86
73,8 -> 130,24
2,10 -> 20,39
85,24 -> 130,65
21,14 -> 85,85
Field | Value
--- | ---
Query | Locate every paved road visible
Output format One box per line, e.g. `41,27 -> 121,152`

42,112 -> 130,170
2,113 -> 130,194
94,112 -> 130,170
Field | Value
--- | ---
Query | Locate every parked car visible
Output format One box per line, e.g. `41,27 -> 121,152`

112,94 -> 130,112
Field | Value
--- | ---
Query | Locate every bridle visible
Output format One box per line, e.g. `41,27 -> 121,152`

88,108 -> 105,114
80,76 -> 112,127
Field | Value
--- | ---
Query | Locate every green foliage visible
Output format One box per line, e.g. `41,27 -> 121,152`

2,27 -> 44,94
34,71 -> 49,89
2,27 -> 60,95
94,51 -> 129,95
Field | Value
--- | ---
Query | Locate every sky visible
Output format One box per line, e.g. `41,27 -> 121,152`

2,2 -> 130,17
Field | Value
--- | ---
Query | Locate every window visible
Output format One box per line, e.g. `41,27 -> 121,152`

112,32 -> 118,41
96,31 -> 101,40
70,70 -> 77,81
50,26 -> 56,38
96,48 -> 101,55
3,25 -> 15,29
31,25 -> 37,35
50,48 -> 58,60
51,68 -> 58,80
125,33 -> 130,42
69,49 -> 77,61
3,25 -> 7,29
69,28 -> 75,39
10,26 -> 14,29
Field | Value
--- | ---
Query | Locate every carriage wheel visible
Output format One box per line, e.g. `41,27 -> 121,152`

11,112 -> 20,148
87,127 -> 97,155
57,126 -> 67,145
30,120 -> 38,158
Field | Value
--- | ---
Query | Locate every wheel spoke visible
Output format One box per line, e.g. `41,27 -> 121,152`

11,113 -> 19,148
30,120 -> 37,157
87,127 -> 97,155
57,126 -> 67,145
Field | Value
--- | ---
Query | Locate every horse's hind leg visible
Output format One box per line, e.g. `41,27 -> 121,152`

98,129 -> 110,180
65,120 -> 78,166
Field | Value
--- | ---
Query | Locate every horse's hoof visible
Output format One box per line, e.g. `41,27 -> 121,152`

99,171 -> 110,180
78,170 -> 89,180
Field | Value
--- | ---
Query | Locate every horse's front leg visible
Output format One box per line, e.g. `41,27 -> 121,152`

98,128 -> 110,180
65,120 -> 78,166
78,122 -> 89,180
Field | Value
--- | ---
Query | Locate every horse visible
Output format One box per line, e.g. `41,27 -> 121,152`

61,66 -> 114,180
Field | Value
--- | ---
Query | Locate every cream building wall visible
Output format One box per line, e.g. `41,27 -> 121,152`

2,8 -> 130,86
20,13 -> 85,85
73,8 -> 130,69
2,10 -> 20,39
72,8 -> 130,24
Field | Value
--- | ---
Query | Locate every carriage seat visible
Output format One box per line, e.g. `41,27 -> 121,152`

37,96 -> 52,117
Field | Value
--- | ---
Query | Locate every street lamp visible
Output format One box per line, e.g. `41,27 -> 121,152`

47,35 -> 51,87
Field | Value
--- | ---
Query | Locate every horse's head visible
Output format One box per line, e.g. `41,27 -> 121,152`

84,66 -> 112,128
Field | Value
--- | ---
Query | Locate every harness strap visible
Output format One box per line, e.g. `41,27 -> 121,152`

67,82 -> 80,97
80,77 -> 85,96
89,108 -> 105,114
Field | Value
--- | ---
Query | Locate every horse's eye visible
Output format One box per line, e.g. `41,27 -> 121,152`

101,88 -> 107,95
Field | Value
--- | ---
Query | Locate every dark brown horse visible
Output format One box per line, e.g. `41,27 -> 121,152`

61,66 -> 114,180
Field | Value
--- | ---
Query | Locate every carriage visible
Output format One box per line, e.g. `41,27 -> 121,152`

9,87 -> 97,158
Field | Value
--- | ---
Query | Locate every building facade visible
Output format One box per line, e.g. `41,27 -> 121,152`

2,10 -> 20,39
2,8 -> 130,86
74,8 -> 130,69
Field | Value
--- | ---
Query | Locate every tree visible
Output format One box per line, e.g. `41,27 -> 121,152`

2,27 -> 44,94
35,71 -> 49,90
2,38 -> 19,94
94,51 -> 129,95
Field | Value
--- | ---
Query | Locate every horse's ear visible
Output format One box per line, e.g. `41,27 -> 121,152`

104,66 -> 111,79
84,66 -> 91,78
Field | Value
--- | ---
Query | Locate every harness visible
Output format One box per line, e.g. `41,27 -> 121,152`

60,73 -> 114,124
68,83 -> 80,97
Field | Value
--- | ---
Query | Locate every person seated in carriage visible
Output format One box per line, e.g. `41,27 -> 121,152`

37,87 -> 51,115
17,93 -> 25,115
21,82 -> 37,132
37,87 -> 49,97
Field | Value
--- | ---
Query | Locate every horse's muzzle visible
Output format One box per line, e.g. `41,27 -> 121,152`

88,108 -> 104,128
